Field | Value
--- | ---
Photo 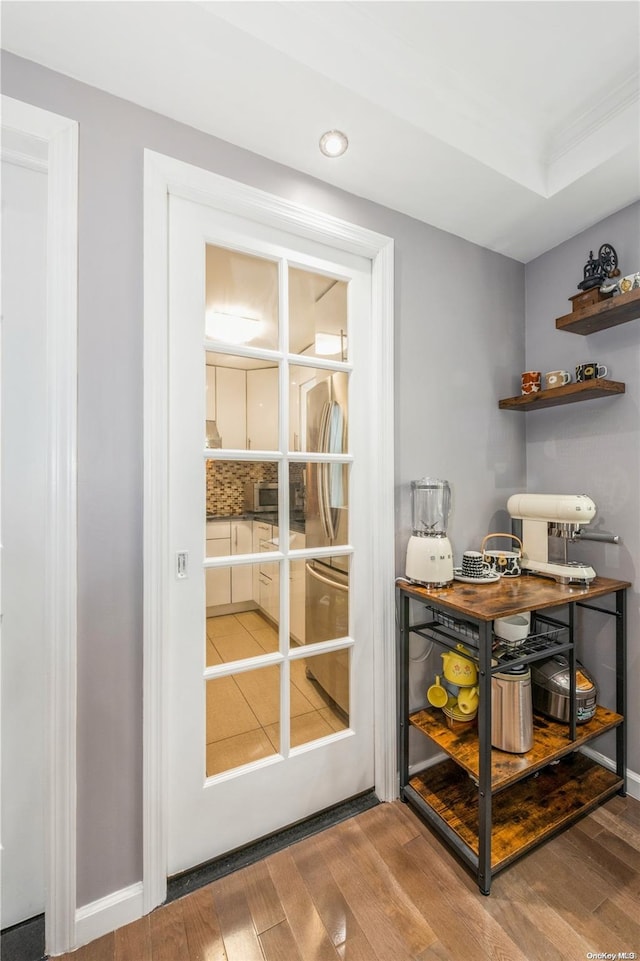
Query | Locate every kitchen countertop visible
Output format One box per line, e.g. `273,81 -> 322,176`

206,513 -> 252,522
207,512 -> 306,534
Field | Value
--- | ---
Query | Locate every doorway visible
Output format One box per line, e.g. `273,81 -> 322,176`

143,152 -> 395,909
0,98 -> 78,957
1,118 -> 48,941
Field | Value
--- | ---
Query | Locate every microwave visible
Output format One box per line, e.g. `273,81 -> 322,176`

244,482 -> 278,513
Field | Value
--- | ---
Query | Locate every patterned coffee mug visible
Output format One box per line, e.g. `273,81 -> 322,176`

461,551 -> 491,578
521,371 -> 541,395
544,370 -> 571,389
576,362 -> 608,383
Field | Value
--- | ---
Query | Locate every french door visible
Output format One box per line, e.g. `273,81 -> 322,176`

166,194 -> 376,876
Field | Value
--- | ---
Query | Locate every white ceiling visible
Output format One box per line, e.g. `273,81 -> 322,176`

2,0 -> 639,262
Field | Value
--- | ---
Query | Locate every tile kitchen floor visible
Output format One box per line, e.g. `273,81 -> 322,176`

205,611 -> 347,776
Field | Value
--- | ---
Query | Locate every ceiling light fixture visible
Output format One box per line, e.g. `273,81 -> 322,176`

315,331 -> 346,357
205,311 -> 262,345
319,130 -> 349,158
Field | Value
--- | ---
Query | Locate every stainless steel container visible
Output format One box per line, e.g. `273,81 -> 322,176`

491,665 -> 533,754
531,655 -> 597,724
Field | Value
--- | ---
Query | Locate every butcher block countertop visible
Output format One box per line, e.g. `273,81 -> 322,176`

396,573 -> 631,621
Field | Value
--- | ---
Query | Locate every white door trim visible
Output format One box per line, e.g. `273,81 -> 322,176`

143,150 -> 395,912
1,97 -> 78,956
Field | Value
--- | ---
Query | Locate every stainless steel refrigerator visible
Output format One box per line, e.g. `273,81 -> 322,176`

304,372 -> 349,714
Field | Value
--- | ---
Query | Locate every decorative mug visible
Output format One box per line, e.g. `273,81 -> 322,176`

460,550 -> 491,579
544,370 -> 571,389
521,371 -> 541,395
601,272 -> 640,296
426,675 -> 449,708
576,362 -> 608,383
482,533 -> 522,578
457,686 -> 479,716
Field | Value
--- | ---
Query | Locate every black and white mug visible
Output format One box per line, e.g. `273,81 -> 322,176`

460,551 -> 491,578
576,362 -> 608,383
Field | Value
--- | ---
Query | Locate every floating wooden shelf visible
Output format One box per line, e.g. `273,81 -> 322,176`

556,286 -> 640,335
409,705 -> 623,792
407,754 -> 622,872
499,379 -> 625,411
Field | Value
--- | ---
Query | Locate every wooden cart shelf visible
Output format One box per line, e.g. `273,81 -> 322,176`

396,577 -> 628,894
556,286 -> 640,335
498,379 -> 625,411
398,574 -> 629,623
409,704 -> 623,792
407,754 -> 623,873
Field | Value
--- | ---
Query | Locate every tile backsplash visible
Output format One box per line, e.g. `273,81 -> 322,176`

206,460 -> 305,516
206,461 -> 277,516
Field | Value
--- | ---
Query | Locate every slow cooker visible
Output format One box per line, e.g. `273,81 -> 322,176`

531,654 -> 597,724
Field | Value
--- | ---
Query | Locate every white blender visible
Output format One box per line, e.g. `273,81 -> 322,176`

405,477 -> 454,587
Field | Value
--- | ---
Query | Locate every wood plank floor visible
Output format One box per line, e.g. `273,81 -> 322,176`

58,794 -> 640,961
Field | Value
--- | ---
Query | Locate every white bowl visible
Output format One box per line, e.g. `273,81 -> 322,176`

493,612 -> 530,645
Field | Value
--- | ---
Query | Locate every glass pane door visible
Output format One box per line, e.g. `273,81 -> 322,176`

167,194 -> 373,877
203,248 -> 353,773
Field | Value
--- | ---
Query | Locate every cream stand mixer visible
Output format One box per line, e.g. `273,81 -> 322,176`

507,493 -> 618,584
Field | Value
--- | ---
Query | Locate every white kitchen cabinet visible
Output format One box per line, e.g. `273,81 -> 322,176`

258,570 -> 273,622
253,520 -> 271,604
252,521 -> 272,548
289,531 -> 306,644
255,521 -> 280,624
265,525 -> 280,624
211,364 -> 278,450
216,366 -> 246,449
206,520 -> 231,607
205,365 -> 216,421
231,519 -> 253,603
246,367 -> 278,451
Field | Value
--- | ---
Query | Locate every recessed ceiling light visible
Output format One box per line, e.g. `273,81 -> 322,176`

319,130 -> 349,158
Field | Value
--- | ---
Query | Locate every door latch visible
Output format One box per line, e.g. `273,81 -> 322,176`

176,551 -> 189,578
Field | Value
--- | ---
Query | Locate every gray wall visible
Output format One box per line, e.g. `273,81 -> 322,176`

524,203 -> 640,777
2,52 -> 525,906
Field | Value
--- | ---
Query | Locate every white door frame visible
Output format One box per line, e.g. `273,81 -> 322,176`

143,150 -> 395,912
1,97 -> 78,956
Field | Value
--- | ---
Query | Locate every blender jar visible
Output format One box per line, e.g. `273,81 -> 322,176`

411,477 -> 451,536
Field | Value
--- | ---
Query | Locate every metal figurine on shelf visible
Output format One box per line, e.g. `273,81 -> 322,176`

577,242 -> 620,290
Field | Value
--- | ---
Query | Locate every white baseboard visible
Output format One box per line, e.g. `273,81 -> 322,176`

579,745 -> 640,801
74,882 -> 144,951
